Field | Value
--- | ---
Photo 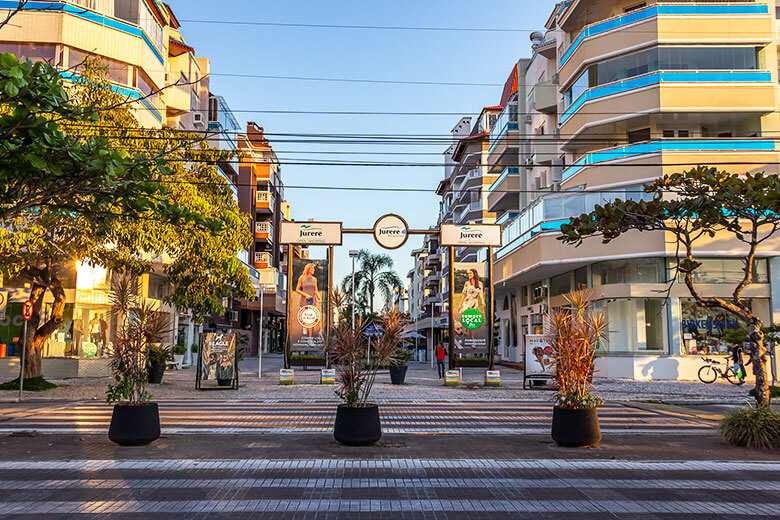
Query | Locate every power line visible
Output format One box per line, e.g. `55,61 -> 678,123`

175,19 -> 539,32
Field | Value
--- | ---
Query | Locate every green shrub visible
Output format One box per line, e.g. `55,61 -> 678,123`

749,386 -> 780,398
0,377 -> 57,391
720,406 -> 780,449
146,344 -> 171,365
290,354 -> 326,361
172,344 -> 187,355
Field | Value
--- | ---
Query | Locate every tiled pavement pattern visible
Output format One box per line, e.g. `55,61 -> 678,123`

0,400 -> 715,435
1,458 -> 779,518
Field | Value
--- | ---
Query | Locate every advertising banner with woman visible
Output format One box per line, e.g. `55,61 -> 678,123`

196,332 -> 238,389
451,262 -> 490,356
289,258 -> 329,353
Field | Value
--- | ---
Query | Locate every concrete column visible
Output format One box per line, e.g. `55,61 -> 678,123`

184,318 -> 195,366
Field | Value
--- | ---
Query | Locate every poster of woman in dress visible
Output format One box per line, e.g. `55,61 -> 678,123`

289,258 -> 328,352
452,262 -> 489,354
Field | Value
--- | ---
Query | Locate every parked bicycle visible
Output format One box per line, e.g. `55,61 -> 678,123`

698,356 -> 746,386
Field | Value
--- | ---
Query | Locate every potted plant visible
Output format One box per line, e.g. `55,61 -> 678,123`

146,343 -> 170,384
547,290 -> 608,448
327,308 -> 406,446
172,343 -> 186,367
106,275 -> 169,446
389,348 -> 412,385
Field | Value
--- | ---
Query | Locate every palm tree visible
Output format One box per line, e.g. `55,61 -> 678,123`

341,249 -> 402,315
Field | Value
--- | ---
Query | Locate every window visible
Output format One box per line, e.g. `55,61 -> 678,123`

628,128 -> 651,143
592,259 -> 665,285
564,46 -> 761,106
663,130 -> 675,138
574,267 -> 588,290
136,69 -> 159,107
624,3 -> 646,13
509,294 -> 518,347
114,0 -> 164,51
592,298 -> 665,352
678,130 -> 689,138
674,258 -> 769,284
69,49 -> 130,86
531,282 -> 548,304
0,43 -> 57,64
680,298 -> 769,355
550,273 -> 572,297
520,286 -> 528,307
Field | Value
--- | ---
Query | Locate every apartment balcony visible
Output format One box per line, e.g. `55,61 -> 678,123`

560,70 -> 776,141
163,83 -> 190,116
453,168 -> 481,193
457,201 -> 483,223
488,167 -> 521,214
488,103 -> 519,163
424,252 -> 442,269
253,162 -> 273,182
531,134 -> 558,165
254,221 -> 273,242
254,252 -> 271,270
532,80 -> 557,114
255,191 -> 273,213
535,34 -> 556,59
561,138 -> 780,188
559,3 -> 773,87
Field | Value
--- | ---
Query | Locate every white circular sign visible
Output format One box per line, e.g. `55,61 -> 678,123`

297,305 -> 321,329
373,214 -> 409,249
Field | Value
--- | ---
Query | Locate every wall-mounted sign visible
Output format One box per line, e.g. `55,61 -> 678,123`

373,214 -> 409,249
440,224 -> 502,247
280,221 -> 342,245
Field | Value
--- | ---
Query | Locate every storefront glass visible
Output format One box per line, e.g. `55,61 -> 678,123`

679,298 -> 769,355
592,298 -> 665,352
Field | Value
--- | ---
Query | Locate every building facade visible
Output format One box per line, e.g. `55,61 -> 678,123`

0,0 -> 258,376
489,0 -> 780,380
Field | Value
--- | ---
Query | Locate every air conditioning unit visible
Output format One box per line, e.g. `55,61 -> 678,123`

193,113 -> 204,126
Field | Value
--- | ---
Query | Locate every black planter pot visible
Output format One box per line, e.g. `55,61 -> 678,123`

108,403 -> 160,446
333,404 -> 382,446
389,365 -> 408,385
217,378 -> 232,387
147,363 -> 165,384
551,406 -> 601,447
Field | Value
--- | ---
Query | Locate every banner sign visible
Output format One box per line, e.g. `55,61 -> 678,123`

280,221 -> 342,245
441,224 -> 502,247
196,332 -> 238,390
373,214 -> 409,249
451,262 -> 490,355
289,258 -> 329,353
525,334 -> 554,384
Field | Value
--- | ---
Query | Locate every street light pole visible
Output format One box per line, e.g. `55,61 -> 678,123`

258,286 -> 264,381
349,250 -> 358,330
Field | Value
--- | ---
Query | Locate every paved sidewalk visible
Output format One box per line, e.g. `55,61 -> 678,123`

1,355 -> 760,404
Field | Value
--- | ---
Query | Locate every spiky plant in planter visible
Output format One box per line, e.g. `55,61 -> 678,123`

105,275 -> 170,445
326,307 -> 406,445
546,290 -> 608,447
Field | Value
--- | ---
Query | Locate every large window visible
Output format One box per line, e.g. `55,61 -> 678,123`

114,0 -> 164,51
69,48 -> 130,86
592,258 -> 665,285
592,298 -> 665,353
0,43 -> 57,64
550,273 -> 572,297
673,258 -> 769,284
680,298 -> 770,355
564,46 -> 761,108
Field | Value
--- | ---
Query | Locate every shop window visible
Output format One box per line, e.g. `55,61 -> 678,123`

530,313 -> 544,335
680,298 -> 768,355
592,258 -> 665,285
574,267 -> 588,290
550,273 -> 572,297
592,298 -> 665,353
531,282 -> 548,304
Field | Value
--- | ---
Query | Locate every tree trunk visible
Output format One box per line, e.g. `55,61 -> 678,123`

750,320 -> 771,408
22,265 -> 67,379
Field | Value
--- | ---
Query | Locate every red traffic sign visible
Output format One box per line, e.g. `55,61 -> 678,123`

0,292 -> 5,306
22,300 -> 33,321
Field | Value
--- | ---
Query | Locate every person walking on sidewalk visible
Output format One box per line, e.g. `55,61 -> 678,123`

436,343 -> 446,379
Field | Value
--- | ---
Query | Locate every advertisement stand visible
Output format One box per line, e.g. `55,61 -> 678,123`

523,334 -> 554,389
195,332 -> 239,390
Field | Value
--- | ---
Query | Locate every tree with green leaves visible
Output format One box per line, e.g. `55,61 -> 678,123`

341,249 -> 402,315
0,57 -> 253,380
559,166 -> 780,407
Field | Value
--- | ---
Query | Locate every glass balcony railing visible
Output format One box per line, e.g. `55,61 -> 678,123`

489,167 -> 520,193
496,187 -> 654,260
489,103 -> 518,152
562,139 -> 778,182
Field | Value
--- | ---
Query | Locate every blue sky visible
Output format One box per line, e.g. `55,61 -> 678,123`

173,0 -> 559,291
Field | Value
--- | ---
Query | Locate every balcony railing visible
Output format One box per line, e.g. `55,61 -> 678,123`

488,103 -> 518,153
254,252 -> 271,267
562,138 -> 778,182
255,221 -> 273,238
560,3 -> 770,67
561,69 -> 773,124
453,168 -> 481,193
458,201 -> 482,222
489,167 -> 520,193
496,187 -> 655,260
